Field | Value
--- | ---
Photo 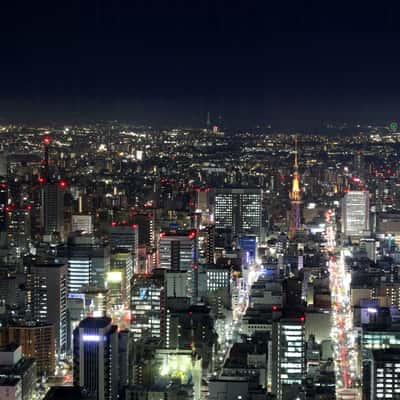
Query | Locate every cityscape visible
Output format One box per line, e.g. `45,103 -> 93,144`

0,122 -> 399,400
2,2 -> 400,400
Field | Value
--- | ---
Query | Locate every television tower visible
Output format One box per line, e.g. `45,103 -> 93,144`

288,137 -> 302,240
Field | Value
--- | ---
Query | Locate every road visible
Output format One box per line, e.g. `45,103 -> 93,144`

325,210 -> 360,400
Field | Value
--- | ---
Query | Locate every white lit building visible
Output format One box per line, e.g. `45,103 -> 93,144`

341,190 -> 370,238
214,188 -> 262,238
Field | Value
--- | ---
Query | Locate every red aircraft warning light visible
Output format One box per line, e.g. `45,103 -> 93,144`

42,136 -> 52,145
58,180 -> 67,189
38,176 -> 46,184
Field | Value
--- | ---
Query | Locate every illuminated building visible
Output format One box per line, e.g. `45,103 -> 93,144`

341,190 -> 370,238
288,139 -> 302,240
272,317 -> 306,400
108,250 -> 133,307
27,262 -> 68,355
130,277 -> 164,342
7,208 -> 31,261
213,188 -> 262,238
154,349 -> 202,400
369,349 -> 400,400
68,257 -> 92,293
197,225 -> 215,264
64,232 -> 111,290
159,230 -> 198,302
7,322 -> 55,377
110,225 -> 138,273
73,317 -> 119,400
71,214 -> 93,234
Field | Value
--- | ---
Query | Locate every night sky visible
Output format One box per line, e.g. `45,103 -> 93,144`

2,1 -> 400,127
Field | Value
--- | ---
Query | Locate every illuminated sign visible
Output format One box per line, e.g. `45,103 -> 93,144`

106,271 -> 122,283
82,335 -> 104,342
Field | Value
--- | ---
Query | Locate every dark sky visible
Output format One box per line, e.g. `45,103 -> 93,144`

2,1 -> 400,127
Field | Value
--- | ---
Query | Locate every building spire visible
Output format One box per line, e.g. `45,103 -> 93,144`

294,136 -> 298,170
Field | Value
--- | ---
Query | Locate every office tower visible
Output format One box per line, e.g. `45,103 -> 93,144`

159,230 -> 197,271
27,262 -> 68,355
197,225 -> 215,264
159,230 -> 197,302
131,213 -> 155,248
7,208 -> 31,259
0,344 -> 36,400
110,225 -> 138,272
7,322 -> 55,376
64,232 -> 111,290
213,188 -> 263,238
41,183 -> 65,239
108,250 -> 133,307
73,317 -> 119,400
369,349 -> 400,400
68,256 -> 92,293
71,214 -> 93,234
288,139 -> 302,240
272,317 -> 306,400
130,276 -> 165,342
341,190 -> 370,238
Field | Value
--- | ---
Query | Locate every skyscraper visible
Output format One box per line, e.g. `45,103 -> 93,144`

41,183 -> 64,240
130,276 -> 165,342
272,316 -> 306,400
341,190 -> 370,238
213,188 -> 263,238
73,317 -> 119,400
159,230 -> 198,302
27,262 -> 68,355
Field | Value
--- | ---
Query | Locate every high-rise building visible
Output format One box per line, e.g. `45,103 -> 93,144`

159,230 -> 198,302
73,317 -> 119,400
68,256 -> 92,293
130,275 -> 164,342
41,183 -> 64,239
7,208 -> 31,260
63,232 -> 111,290
369,349 -> 400,400
272,317 -> 306,400
108,250 -> 133,307
27,262 -> 68,355
341,190 -> 370,238
7,322 -> 55,376
213,188 -> 262,238
110,225 -> 138,273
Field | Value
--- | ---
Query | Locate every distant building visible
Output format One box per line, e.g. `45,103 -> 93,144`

213,188 -> 262,239
41,183 -> 64,239
341,191 -> 370,238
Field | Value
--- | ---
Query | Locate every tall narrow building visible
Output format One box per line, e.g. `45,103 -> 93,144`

288,139 -> 302,240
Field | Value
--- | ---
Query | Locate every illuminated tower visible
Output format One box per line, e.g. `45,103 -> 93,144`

288,138 -> 302,240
